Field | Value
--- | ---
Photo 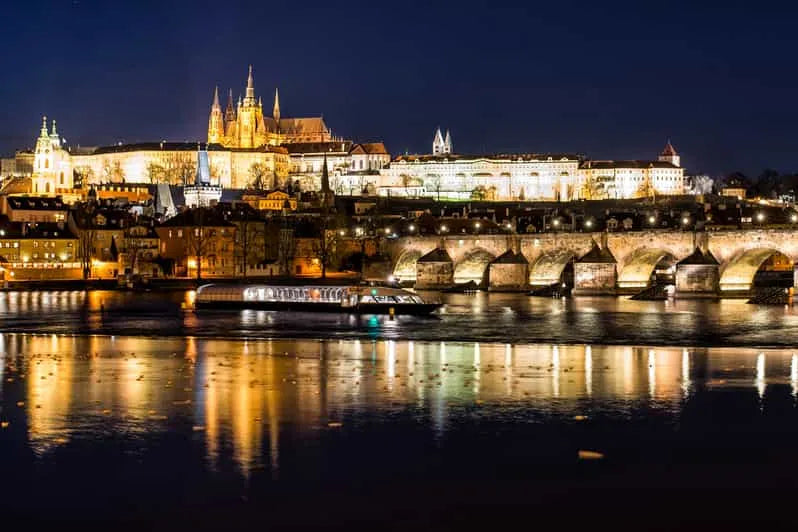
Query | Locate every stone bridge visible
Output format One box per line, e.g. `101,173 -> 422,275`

386,229 -> 798,295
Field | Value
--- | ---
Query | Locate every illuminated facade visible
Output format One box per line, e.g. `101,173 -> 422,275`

207,66 -> 333,148
376,141 -> 685,201
379,153 -> 583,201
183,149 -> 222,208
31,117 -> 74,196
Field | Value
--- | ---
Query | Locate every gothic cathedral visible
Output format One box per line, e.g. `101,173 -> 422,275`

207,66 -> 333,148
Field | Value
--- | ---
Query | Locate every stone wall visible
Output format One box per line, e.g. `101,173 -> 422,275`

416,262 -> 454,290
675,264 -> 719,297
573,263 -> 617,295
488,263 -> 528,292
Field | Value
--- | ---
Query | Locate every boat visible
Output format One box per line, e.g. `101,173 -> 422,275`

194,283 -> 442,315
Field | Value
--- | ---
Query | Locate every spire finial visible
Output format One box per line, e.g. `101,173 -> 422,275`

51,119 -> 57,136
273,87 -> 281,122
245,65 -> 255,102
212,86 -> 220,107
40,116 -> 48,137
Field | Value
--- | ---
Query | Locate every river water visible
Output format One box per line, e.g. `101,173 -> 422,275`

1,290 -> 798,529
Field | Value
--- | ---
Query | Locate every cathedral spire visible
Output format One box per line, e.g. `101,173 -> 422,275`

51,119 -> 57,136
244,65 -> 255,103
212,86 -> 220,109
224,89 -> 235,122
40,116 -> 48,138
273,88 -> 281,122
432,127 -> 445,155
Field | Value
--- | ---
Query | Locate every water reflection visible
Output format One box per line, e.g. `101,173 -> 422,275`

3,334 -> 798,477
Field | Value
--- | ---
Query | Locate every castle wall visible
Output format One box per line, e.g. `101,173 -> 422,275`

70,149 -> 289,189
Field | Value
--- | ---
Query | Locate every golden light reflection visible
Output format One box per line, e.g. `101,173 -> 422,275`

6,334 -> 798,477
756,352 -> 766,399
792,354 -> 798,398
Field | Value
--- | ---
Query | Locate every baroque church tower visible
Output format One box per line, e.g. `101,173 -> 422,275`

32,116 -> 72,195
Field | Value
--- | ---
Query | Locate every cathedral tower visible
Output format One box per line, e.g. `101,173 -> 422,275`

235,65 -> 266,149
207,86 -> 224,144
432,127 -> 445,155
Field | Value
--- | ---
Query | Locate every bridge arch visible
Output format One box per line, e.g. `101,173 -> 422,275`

529,249 -> 577,286
392,249 -> 424,282
454,248 -> 496,285
719,248 -> 793,292
617,247 -> 678,289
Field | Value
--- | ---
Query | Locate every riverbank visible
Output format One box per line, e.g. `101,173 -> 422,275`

0,274 -> 364,292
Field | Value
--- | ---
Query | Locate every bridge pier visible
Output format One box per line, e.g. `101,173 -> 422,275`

572,243 -> 617,296
488,250 -> 529,292
674,248 -> 720,298
415,247 -> 454,290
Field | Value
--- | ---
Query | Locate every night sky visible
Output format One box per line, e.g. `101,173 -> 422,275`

2,0 -> 796,177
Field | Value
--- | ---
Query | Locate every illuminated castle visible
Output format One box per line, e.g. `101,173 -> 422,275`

207,66 -> 333,148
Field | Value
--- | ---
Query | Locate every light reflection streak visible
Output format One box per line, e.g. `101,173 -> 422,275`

648,349 -> 656,398
6,334 -> 798,477
552,345 -> 560,398
756,352 -> 766,399
682,349 -> 690,397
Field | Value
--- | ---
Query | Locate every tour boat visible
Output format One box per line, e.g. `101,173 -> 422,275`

195,283 -> 442,315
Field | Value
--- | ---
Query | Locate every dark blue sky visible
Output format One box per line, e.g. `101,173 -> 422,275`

1,0 -> 796,176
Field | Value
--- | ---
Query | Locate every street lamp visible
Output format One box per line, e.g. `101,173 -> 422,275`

682,216 -> 690,226
791,214 -> 797,223
440,225 -> 448,233
756,212 -> 765,223
584,219 -> 593,229
648,216 -> 656,225
408,224 -> 415,233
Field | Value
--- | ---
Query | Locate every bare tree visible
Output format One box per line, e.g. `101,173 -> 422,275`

277,226 -> 296,276
312,215 -> 341,279
184,209 -> 212,281
248,163 -> 268,191
71,207 -> 97,279
234,209 -> 264,278
102,160 -> 125,183
161,152 -> 196,185
146,162 -> 166,184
